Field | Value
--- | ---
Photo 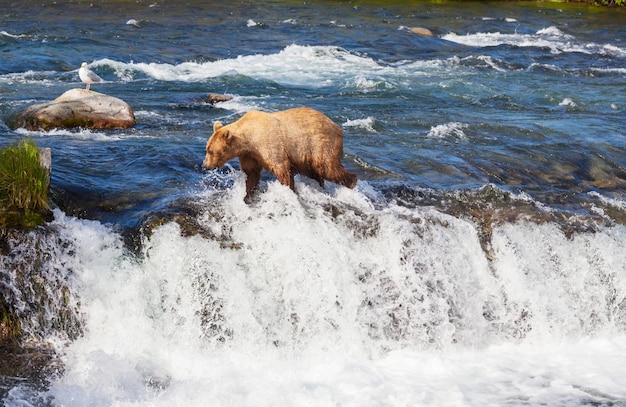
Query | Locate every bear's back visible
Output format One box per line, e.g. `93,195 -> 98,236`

235,108 -> 341,142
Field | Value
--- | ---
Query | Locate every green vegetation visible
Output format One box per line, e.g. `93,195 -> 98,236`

595,0 -> 625,5
0,139 -> 50,228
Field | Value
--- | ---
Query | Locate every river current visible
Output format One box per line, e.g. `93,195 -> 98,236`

1,1 -> 625,406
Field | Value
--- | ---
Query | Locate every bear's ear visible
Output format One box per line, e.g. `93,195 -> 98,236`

213,121 -> 223,132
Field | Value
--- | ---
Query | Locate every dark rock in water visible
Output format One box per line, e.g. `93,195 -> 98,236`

8,88 -> 136,130
135,196 -> 240,245
171,93 -> 233,111
199,93 -> 233,105
119,194 -> 245,257
0,297 -> 20,345
0,342 -> 61,400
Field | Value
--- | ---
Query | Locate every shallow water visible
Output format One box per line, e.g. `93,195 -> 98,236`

1,1 -> 625,406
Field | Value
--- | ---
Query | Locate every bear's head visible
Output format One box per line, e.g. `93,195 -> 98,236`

203,121 -> 236,169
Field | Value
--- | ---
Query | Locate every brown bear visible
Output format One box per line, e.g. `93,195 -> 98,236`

203,107 -> 357,199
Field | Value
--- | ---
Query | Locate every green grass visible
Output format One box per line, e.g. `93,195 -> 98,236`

0,139 -> 50,227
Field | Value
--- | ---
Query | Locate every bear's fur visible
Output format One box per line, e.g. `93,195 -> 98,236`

203,107 -> 357,199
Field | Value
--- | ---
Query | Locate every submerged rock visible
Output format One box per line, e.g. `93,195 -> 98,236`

8,88 -> 136,130
410,27 -> 434,37
199,93 -> 233,105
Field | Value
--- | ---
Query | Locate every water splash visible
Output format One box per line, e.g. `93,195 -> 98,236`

0,224 -> 82,342
36,181 -> 626,405
0,177 -> 623,405
427,122 -> 469,139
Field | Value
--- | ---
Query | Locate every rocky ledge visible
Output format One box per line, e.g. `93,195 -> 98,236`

8,88 -> 136,131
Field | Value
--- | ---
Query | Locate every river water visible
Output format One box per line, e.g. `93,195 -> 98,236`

1,1 -> 625,406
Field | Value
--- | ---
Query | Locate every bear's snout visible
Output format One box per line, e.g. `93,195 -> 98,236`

202,156 -> 216,170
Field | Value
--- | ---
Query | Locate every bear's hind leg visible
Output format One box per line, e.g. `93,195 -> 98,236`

311,171 -> 325,188
322,166 -> 357,189
340,169 -> 357,189
294,165 -> 325,188
270,164 -> 296,192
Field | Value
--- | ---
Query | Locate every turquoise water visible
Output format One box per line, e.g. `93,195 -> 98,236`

1,1 -> 626,406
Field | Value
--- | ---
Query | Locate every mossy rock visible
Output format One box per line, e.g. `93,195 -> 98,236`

0,209 -> 53,229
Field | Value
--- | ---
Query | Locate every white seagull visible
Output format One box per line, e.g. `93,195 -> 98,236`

78,62 -> 103,91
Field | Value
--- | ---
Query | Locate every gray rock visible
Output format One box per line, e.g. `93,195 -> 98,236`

9,88 -> 136,130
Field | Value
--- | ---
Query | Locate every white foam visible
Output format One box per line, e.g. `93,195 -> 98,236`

602,44 -> 626,58
442,26 -> 601,55
559,97 -> 577,107
41,183 -> 626,406
213,95 -> 268,114
0,30 -> 25,38
588,191 -> 626,211
14,125 -> 155,141
0,70 -> 58,85
349,74 -> 395,91
125,19 -> 140,27
427,122 -> 468,139
343,116 -> 376,132
91,45 -> 395,89
82,39 -> 625,95
14,127 -> 116,140
536,26 -> 567,37
590,67 -> 626,75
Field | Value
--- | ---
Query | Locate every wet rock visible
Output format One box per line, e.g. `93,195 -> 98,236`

8,88 -> 136,130
126,195 -> 243,256
380,183 -> 620,262
0,226 -> 81,398
0,209 -> 54,229
410,27 -> 434,37
0,298 -> 20,345
0,227 -> 83,343
171,93 -> 233,111
0,342 -> 61,399
199,93 -> 233,105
